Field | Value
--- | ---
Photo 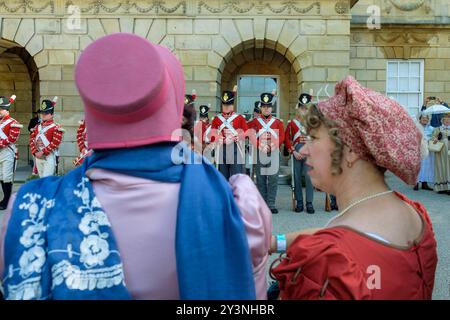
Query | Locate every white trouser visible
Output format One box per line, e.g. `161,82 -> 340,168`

35,153 -> 57,177
0,146 -> 15,182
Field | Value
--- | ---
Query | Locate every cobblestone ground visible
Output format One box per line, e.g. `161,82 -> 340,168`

1,172 -> 448,299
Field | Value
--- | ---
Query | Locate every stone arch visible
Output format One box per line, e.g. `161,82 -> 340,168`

0,38 -> 40,167
195,18 -> 312,120
221,46 -> 298,121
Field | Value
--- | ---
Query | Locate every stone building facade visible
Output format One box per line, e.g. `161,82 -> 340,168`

0,0 -> 449,173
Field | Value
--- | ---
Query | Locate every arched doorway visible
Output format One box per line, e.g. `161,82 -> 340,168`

218,41 -> 302,183
221,47 -> 298,122
0,39 -> 39,169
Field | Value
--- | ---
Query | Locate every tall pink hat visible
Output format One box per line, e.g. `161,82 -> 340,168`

317,75 -> 422,185
75,33 -> 185,149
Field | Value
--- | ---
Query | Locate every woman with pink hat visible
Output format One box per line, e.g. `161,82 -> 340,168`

270,76 -> 437,299
0,33 -> 271,300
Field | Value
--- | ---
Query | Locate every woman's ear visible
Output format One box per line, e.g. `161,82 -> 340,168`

343,146 -> 360,167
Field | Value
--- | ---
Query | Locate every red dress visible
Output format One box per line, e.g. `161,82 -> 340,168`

272,192 -> 437,300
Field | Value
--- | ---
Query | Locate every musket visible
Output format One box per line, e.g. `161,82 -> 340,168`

325,193 -> 332,212
73,149 -> 93,167
214,142 -> 220,169
291,154 -> 296,211
289,123 -> 296,210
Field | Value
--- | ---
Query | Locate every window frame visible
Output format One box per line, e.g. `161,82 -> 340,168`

237,74 -> 280,119
385,59 -> 424,117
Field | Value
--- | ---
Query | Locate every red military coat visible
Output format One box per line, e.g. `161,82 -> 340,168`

76,120 -> 88,152
193,119 -> 210,145
0,115 -> 22,149
29,119 -> 64,156
284,118 -> 308,154
250,115 -> 284,152
209,112 -> 248,144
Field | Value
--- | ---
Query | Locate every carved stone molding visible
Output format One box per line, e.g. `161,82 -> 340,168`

384,0 -> 432,15
0,0 -> 54,13
374,32 -> 438,45
0,0 -> 326,16
64,0 -> 186,14
335,1 -> 349,14
352,33 -> 362,43
197,1 -> 320,15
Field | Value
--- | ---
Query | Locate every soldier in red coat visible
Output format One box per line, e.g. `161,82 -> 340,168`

73,119 -> 92,167
29,97 -> 65,177
252,92 -> 284,214
0,94 -> 22,210
285,93 -> 315,214
209,89 -> 248,179
193,104 -> 211,153
247,101 -> 261,130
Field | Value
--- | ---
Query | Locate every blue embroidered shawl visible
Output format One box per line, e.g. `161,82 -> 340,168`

1,142 -> 256,300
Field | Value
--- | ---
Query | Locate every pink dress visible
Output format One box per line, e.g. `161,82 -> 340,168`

0,171 -> 272,299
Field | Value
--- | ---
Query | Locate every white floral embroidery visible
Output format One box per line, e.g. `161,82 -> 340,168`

80,235 -> 110,268
52,260 -> 125,291
6,277 -> 43,300
74,178 -> 113,269
20,224 -> 46,248
49,177 -> 125,292
5,177 -> 126,299
79,211 -> 111,236
5,193 -> 54,300
18,246 -> 46,278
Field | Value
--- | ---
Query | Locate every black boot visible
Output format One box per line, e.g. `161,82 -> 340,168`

0,182 -> 12,210
295,203 -> 304,213
0,181 -> 5,208
422,182 -> 433,191
306,202 -> 315,214
413,183 -> 419,191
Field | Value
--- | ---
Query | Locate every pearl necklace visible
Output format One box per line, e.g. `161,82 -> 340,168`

326,190 -> 394,227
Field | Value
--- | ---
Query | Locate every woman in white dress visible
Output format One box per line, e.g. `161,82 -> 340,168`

415,114 -> 434,191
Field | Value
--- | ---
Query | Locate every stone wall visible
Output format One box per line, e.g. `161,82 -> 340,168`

350,25 -> 450,116
0,0 -> 354,173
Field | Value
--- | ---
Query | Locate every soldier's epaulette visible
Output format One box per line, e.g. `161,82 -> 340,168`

57,126 -> 66,132
11,123 -> 23,128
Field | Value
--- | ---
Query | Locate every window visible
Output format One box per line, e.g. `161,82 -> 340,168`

237,75 -> 279,120
386,60 -> 424,117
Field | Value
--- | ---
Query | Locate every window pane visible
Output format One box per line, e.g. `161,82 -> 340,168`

387,78 -> 398,91
399,62 -> 409,77
253,77 -> 264,91
409,63 -> 420,77
399,77 -> 409,91
264,78 -> 277,92
408,94 -> 419,108
239,77 -> 251,91
387,93 -> 397,101
409,77 -> 420,91
239,97 -> 255,115
398,93 -> 408,107
388,62 -> 398,77
238,76 -> 278,116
